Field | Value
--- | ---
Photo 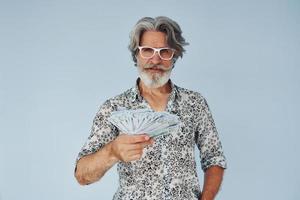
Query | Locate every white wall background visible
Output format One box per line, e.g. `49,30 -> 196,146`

0,0 -> 299,199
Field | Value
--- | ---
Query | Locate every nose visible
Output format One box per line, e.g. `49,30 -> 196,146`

150,51 -> 162,64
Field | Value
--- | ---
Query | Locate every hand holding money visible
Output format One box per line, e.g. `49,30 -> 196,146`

110,133 -> 154,162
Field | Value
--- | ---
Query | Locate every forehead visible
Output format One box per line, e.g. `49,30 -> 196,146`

140,31 -> 168,47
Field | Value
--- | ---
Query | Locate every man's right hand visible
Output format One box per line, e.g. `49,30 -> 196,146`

110,133 -> 154,162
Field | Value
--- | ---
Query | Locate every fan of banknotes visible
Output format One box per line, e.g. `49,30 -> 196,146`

108,108 -> 180,138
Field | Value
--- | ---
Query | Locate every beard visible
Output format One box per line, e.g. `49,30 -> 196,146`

137,63 -> 173,88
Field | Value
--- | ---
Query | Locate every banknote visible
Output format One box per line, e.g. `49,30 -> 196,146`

108,108 -> 180,138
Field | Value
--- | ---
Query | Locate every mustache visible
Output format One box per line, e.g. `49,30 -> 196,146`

143,64 -> 170,71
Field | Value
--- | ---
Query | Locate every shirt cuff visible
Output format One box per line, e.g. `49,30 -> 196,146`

201,155 -> 227,171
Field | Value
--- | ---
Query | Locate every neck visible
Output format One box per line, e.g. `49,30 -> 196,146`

139,79 -> 172,96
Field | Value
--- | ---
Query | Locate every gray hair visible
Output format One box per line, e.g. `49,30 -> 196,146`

128,16 -> 189,66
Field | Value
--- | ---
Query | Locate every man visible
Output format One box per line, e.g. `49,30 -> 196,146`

75,16 -> 227,200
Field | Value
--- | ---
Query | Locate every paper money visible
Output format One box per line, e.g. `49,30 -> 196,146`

108,108 -> 180,138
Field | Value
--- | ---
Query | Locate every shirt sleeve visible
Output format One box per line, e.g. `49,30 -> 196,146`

195,96 -> 227,171
75,100 -> 118,165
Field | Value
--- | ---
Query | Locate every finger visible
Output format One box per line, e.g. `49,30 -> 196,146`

121,150 -> 143,162
127,149 -> 143,156
126,141 -> 151,150
125,143 -> 143,150
124,134 -> 150,144
128,153 -> 143,161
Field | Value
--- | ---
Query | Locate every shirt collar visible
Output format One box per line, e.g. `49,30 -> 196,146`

129,78 -> 179,103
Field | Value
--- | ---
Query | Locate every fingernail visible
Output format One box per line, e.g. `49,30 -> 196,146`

144,135 -> 150,140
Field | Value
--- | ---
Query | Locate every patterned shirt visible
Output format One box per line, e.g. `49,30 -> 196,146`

76,78 -> 227,200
